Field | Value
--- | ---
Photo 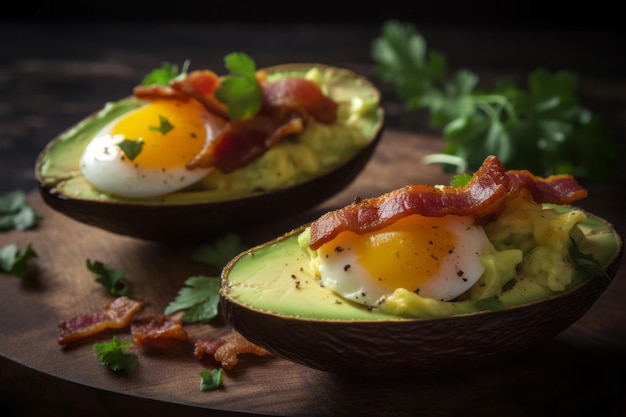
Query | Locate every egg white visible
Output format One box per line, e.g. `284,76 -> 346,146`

315,214 -> 491,306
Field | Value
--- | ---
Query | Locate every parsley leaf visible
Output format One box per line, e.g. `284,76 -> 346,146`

214,52 -> 263,120
93,336 -> 138,373
449,173 -> 473,187
164,276 -> 220,323
372,20 -> 621,182
87,259 -> 132,297
0,243 -> 37,278
190,233 -> 247,269
0,190 -> 40,231
117,138 -> 144,161
200,368 -> 224,391
141,60 -> 190,86
473,297 -> 504,312
149,115 -> 174,135
568,238 -> 612,281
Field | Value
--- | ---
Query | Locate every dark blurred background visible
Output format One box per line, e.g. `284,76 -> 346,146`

2,0 -> 625,193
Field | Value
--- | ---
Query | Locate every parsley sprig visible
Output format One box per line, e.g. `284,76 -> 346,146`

200,368 -> 224,391
141,60 -> 190,86
0,243 -> 37,278
93,336 -> 138,373
568,238 -> 612,281
214,52 -> 263,120
372,20 -> 620,182
87,259 -> 133,297
0,190 -> 39,231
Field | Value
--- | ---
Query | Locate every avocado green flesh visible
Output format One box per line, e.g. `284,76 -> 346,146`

223,210 -> 620,320
37,66 -> 383,205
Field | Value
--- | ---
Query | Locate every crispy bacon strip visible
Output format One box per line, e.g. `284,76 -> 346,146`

186,114 -> 303,172
58,297 -> 144,346
261,77 -> 338,124
194,330 -> 268,371
130,315 -> 189,347
169,70 -> 229,119
309,155 -> 588,250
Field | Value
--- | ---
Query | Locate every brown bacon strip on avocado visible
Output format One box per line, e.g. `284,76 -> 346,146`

58,297 -> 144,346
308,155 -> 588,250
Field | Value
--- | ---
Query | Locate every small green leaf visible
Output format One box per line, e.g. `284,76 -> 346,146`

141,60 -> 190,86
473,297 -> 504,311
93,336 -> 138,373
87,259 -> 132,297
0,190 -> 40,231
164,276 -> 220,323
214,52 -> 262,120
117,138 -> 144,161
200,368 -> 224,391
0,242 -> 37,278
568,238 -> 611,281
449,173 -> 472,187
190,233 -> 247,269
149,115 -> 174,135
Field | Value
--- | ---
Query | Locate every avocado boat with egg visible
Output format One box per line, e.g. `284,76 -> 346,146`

35,57 -> 384,241
220,156 -> 623,375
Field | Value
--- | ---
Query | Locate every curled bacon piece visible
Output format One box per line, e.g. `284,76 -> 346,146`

194,330 -> 268,371
261,77 -> 338,124
186,114 -> 303,172
309,155 -> 588,250
130,315 -> 189,347
58,296 -> 144,346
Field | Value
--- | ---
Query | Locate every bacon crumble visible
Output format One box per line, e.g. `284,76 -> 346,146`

58,296 -> 144,346
194,330 -> 268,371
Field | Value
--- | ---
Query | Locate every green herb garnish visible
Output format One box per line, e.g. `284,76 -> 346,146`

0,243 -> 37,278
568,237 -> 612,281
0,190 -> 39,231
141,60 -> 190,86
87,259 -> 132,297
372,20 -> 620,182
164,276 -> 220,323
200,368 -> 224,391
117,138 -> 144,161
149,115 -> 174,135
190,233 -> 247,269
449,173 -> 473,187
473,297 -> 504,312
93,336 -> 138,373
214,52 -> 263,120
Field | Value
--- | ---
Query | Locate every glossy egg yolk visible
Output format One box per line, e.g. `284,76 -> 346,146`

109,99 -> 209,169
315,214 -> 490,306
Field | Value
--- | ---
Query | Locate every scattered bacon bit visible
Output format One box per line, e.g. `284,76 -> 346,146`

130,315 -> 189,347
309,155 -> 588,250
58,297 -> 144,346
194,330 -> 268,371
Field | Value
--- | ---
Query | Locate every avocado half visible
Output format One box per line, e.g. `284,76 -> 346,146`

220,208 -> 623,376
35,64 -> 384,241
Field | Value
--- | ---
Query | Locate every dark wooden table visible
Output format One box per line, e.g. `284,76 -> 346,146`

2,13 -> 625,417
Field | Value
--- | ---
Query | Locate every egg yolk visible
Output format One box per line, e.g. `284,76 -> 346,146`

320,214 -> 462,292
110,99 -> 211,169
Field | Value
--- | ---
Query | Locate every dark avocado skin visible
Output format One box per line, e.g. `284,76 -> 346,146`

34,64 -> 385,241
220,209 -> 623,375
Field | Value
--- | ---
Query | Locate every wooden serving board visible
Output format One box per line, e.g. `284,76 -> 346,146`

1,130 -> 625,416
